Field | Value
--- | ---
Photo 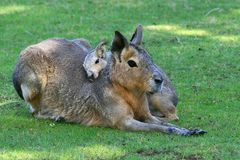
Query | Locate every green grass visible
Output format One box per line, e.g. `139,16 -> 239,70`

0,0 -> 239,159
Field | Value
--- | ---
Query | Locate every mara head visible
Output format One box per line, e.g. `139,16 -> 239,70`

110,25 -> 163,93
83,41 -> 107,81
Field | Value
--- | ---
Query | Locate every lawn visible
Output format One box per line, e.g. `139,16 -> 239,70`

0,0 -> 239,159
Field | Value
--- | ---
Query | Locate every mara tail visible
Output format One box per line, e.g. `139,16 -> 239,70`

12,65 -> 24,99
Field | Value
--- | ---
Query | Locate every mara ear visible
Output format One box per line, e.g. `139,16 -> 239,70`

95,41 -> 107,58
111,31 -> 129,54
130,24 -> 143,45
111,31 -> 129,62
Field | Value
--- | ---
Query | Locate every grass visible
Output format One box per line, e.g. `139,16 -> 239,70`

0,0 -> 239,159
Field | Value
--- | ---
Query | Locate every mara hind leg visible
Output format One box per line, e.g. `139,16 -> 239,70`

18,64 -> 43,114
34,111 -> 65,122
21,84 -> 41,114
13,46 -> 49,114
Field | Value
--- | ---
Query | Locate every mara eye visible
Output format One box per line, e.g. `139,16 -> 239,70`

95,59 -> 99,64
127,60 -> 138,68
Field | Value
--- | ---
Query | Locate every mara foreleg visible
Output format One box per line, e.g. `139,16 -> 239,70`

117,117 -> 206,136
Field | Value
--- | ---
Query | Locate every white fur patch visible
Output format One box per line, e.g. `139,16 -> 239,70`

29,105 -> 35,113
21,84 -> 30,101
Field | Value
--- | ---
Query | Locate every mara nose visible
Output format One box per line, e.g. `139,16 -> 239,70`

88,74 -> 94,82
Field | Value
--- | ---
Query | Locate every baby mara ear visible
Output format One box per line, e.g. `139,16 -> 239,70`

96,41 -> 107,59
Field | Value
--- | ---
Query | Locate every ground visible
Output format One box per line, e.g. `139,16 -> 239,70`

0,0 -> 239,159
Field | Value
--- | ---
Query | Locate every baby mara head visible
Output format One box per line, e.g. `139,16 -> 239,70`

83,41 -> 108,81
